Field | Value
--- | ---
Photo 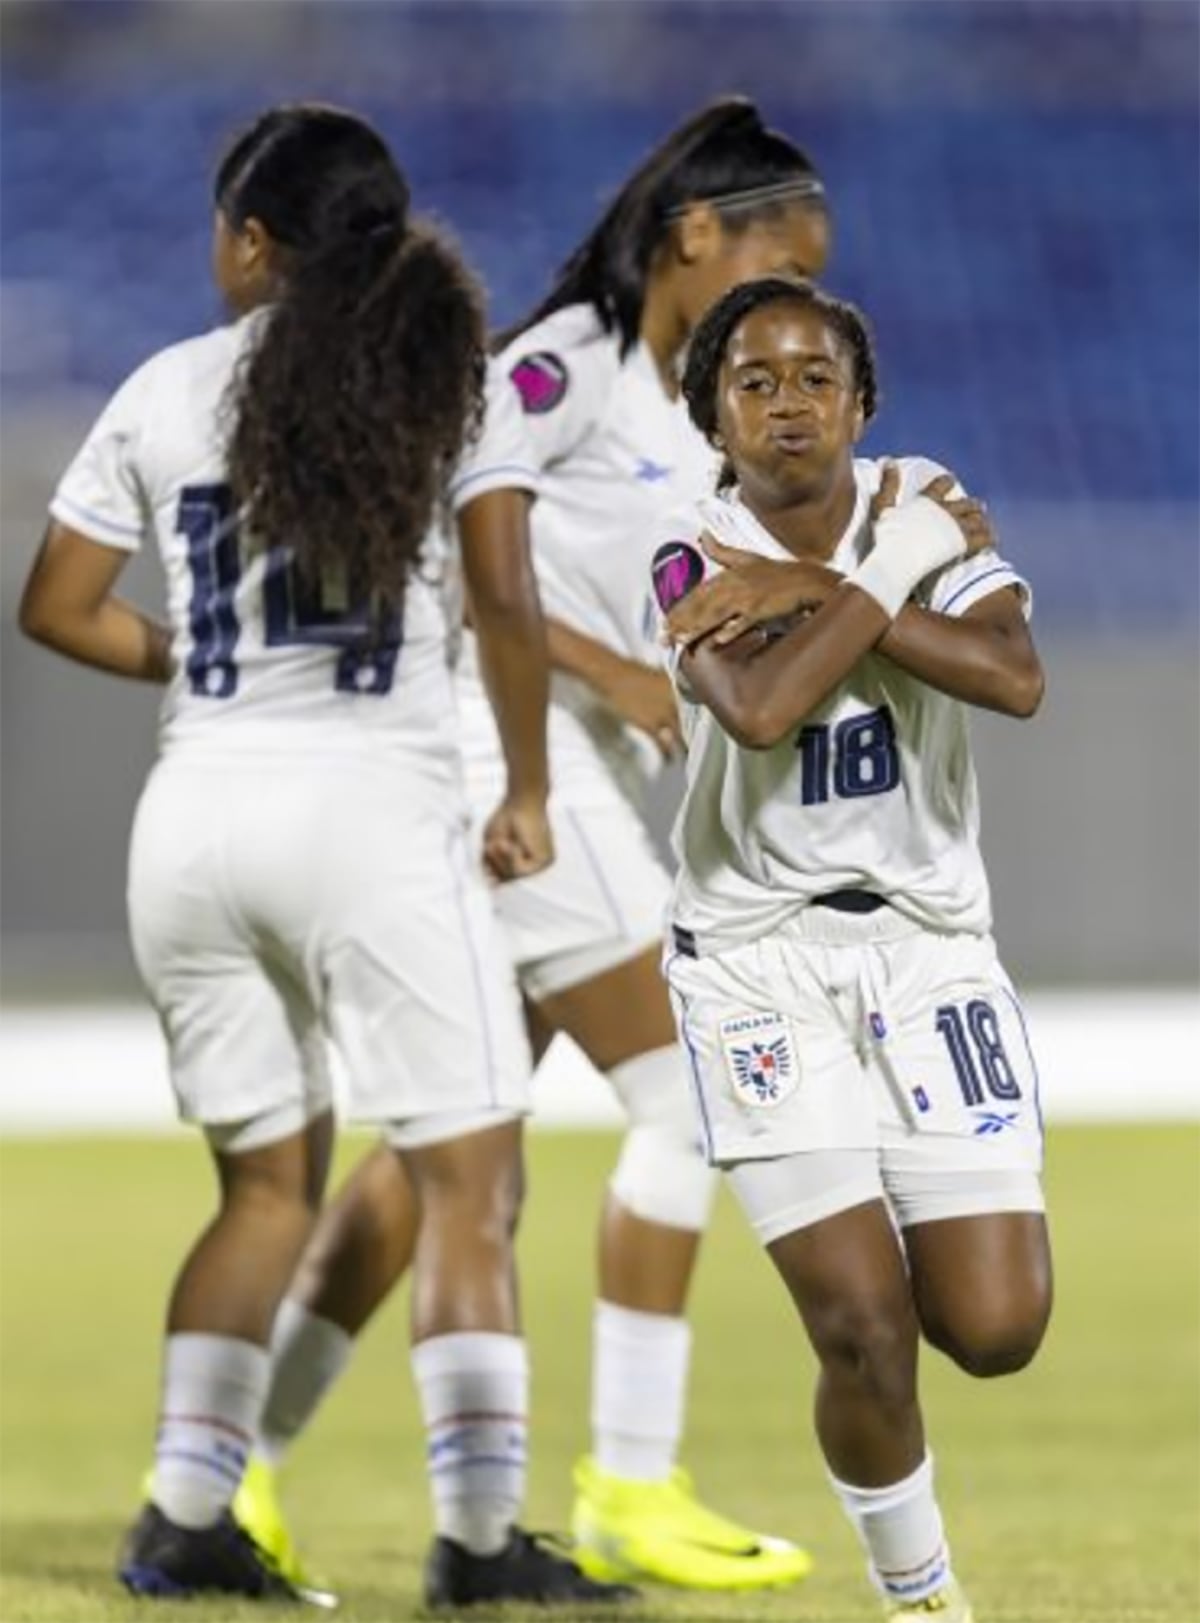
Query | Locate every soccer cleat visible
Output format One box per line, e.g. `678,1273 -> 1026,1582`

884,1579 -> 976,1621
423,1527 -> 640,1609
118,1501 -> 308,1601
570,1454 -> 813,1591
232,1456 -> 338,1607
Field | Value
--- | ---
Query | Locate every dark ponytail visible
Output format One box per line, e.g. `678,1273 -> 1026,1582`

502,96 -> 824,355
218,104 -> 486,619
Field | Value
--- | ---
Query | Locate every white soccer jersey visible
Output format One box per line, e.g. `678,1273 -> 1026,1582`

51,313 -> 535,771
653,456 -> 1031,946
455,302 -> 719,807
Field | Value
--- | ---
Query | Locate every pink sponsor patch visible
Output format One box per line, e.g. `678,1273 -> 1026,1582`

652,541 -> 705,612
510,351 -> 569,414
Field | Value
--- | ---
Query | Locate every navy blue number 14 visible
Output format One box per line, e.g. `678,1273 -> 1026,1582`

176,482 -> 401,698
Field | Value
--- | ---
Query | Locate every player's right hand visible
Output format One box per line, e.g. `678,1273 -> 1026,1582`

600,658 -> 683,759
482,794 -> 555,882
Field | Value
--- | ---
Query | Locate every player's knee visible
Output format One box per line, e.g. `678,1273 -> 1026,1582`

607,1046 -> 717,1232
811,1300 -> 919,1411
924,1303 -> 1049,1378
417,1143 -> 524,1244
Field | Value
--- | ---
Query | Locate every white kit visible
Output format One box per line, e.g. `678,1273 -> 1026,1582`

455,304 -> 720,995
652,458 -> 1044,1224
53,315 -> 533,1136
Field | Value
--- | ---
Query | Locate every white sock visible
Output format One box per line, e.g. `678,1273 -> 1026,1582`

411,1331 -> 528,1556
829,1453 -> 953,1604
256,1298 -> 353,1467
591,1300 -> 691,1482
154,1333 -> 269,1530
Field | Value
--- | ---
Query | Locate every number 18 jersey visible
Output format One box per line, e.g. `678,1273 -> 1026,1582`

653,457 -> 1031,949
50,311 -> 535,773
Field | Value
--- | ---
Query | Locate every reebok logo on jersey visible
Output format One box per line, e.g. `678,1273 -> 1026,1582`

510,351 -> 569,414
652,540 -> 704,613
719,1012 -> 798,1110
972,1109 -> 1021,1136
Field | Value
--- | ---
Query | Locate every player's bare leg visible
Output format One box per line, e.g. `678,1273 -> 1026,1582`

286,1140 -> 418,1334
170,1110 -> 333,1338
281,996 -> 553,1333
399,1120 -> 524,1339
764,1198 -> 972,1619
903,1211 -> 1053,1378
766,1201 -> 926,1485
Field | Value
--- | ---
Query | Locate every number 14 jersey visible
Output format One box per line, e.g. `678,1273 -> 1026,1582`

653,457 -> 1031,949
50,312 -> 535,771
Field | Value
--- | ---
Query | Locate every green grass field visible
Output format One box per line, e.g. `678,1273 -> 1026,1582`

1,1126 -> 1197,1623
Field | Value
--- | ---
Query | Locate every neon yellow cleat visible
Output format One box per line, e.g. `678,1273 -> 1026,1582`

885,1579 -> 975,1621
231,1457 -> 337,1608
570,1454 -> 813,1592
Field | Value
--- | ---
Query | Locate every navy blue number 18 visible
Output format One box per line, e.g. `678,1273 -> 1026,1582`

796,706 -> 900,805
935,1000 -> 1022,1106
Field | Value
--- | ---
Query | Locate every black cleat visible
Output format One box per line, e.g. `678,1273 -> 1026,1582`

118,1501 -> 316,1602
423,1527 -> 640,1609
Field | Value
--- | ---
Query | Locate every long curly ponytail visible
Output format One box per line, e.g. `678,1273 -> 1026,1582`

217,104 -> 486,621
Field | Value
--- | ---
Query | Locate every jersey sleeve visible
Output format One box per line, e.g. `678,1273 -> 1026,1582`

926,549 -> 1033,620
448,358 -> 540,513
48,362 -> 155,551
495,318 -> 614,472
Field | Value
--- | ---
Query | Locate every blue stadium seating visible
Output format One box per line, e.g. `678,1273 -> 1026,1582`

2,1 -> 1196,630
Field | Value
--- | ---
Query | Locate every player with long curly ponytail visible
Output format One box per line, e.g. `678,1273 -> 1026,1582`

22,101 -> 630,1611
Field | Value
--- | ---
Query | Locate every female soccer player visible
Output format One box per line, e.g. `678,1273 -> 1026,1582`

19,103 -> 632,1612
237,97 -> 830,1594
650,276 -> 1053,1621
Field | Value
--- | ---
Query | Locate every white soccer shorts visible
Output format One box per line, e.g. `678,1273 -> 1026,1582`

665,905 -> 1045,1231
470,791 -> 673,1001
128,756 -> 531,1134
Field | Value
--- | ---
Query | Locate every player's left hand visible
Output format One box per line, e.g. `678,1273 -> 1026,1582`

482,794 -> 555,882
663,534 -> 839,649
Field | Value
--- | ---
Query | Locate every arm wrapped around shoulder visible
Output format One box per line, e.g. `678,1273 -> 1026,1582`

850,496 -> 967,619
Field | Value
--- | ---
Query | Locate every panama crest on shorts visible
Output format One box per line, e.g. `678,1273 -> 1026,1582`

719,1012 -> 798,1110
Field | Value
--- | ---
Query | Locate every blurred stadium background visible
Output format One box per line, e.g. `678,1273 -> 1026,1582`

1,0 -> 1196,1120
1,2 -> 1197,1620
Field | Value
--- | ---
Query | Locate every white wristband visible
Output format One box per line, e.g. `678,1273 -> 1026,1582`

849,496 -> 968,618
